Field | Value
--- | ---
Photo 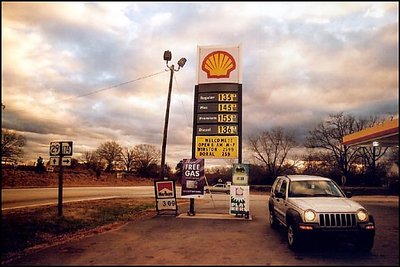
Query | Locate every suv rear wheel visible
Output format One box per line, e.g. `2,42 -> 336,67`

269,210 -> 279,229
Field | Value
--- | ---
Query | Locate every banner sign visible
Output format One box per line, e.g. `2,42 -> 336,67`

232,164 -> 249,185
154,180 -> 178,215
229,185 -> 250,216
181,158 -> 205,197
195,136 -> 238,159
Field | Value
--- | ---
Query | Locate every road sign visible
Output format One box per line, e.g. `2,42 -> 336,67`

50,157 -> 59,166
61,142 -> 73,156
50,142 -> 61,156
49,141 -> 73,157
49,141 -> 72,217
61,157 -> 72,166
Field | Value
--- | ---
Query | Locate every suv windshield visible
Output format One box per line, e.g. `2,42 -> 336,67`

288,180 -> 344,198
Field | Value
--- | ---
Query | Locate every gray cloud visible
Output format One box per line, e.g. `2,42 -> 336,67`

2,2 -> 398,166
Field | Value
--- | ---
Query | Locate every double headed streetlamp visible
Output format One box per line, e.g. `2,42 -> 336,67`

160,50 -> 187,180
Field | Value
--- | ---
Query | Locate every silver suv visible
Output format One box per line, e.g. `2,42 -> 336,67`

268,175 -> 375,251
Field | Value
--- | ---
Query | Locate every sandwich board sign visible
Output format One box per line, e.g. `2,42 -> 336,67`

181,158 -> 205,198
154,180 -> 178,215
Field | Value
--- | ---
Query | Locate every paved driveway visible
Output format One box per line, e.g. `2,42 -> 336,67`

5,194 -> 399,266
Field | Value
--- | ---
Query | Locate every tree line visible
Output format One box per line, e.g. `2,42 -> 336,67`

2,112 -> 398,186
81,142 -> 161,178
247,112 -> 398,187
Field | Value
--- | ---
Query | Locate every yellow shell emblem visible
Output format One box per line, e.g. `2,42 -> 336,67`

202,51 -> 236,79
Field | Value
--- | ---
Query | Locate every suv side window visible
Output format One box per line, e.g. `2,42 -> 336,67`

273,178 -> 283,195
279,180 -> 287,198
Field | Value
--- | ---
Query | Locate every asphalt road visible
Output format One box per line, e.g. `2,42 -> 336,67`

1,186 -> 155,210
4,193 -> 398,266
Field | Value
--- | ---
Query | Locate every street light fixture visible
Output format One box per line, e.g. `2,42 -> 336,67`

160,50 -> 187,180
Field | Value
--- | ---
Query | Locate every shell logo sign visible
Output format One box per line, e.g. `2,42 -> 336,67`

202,51 -> 236,79
197,45 -> 241,84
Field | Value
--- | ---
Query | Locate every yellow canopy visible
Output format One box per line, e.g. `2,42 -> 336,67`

342,118 -> 398,147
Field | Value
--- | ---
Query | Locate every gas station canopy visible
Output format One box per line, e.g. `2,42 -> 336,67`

342,117 -> 398,147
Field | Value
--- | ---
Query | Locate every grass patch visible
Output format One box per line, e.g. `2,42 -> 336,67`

1,198 -> 155,263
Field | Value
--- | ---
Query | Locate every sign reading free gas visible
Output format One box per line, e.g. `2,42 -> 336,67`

195,136 -> 238,159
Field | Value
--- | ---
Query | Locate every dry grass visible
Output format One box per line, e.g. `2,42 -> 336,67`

1,197 -> 156,264
1,168 -> 157,188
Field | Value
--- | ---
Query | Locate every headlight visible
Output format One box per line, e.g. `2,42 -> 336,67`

304,209 -> 316,222
357,209 -> 368,221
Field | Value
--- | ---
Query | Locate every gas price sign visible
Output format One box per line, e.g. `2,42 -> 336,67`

192,83 -> 242,159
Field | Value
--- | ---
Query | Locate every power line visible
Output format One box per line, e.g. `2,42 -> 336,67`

54,70 -> 167,104
173,75 -> 192,128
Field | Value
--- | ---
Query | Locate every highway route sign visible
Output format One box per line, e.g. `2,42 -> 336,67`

50,142 -> 61,156
49,141 -> 73,157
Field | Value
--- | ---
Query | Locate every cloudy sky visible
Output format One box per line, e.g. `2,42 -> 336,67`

2,2 -> 398,167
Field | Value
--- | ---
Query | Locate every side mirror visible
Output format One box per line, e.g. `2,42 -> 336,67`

275,192 -> 285,199
345,191 -> 353,198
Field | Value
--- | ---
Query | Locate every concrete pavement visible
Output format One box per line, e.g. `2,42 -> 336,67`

4,194 -> 399,266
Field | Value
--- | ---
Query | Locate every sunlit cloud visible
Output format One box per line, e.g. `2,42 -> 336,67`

2,2 -> 398,167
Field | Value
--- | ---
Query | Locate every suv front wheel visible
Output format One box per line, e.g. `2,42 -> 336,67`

287,223 -> 303,251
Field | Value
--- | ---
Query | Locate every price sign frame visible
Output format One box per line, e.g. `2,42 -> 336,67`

154,180 -> 178,216
192,83 -> 242,160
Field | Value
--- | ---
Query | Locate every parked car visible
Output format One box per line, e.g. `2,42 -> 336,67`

204,183 -> 230,194
268,175 -> 375,251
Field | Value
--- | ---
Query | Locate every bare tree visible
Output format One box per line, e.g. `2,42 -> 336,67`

356,117 -> 389,178
132,144 -> 160,178
81,151 -> 102,170
248,127 -> 298,180
1,129 -> 26,164
96,141 -> 123,172
121,147 -> 136,173
305,112 -> 367,178
359,146 -> 389,174
301,148 -> 337,176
